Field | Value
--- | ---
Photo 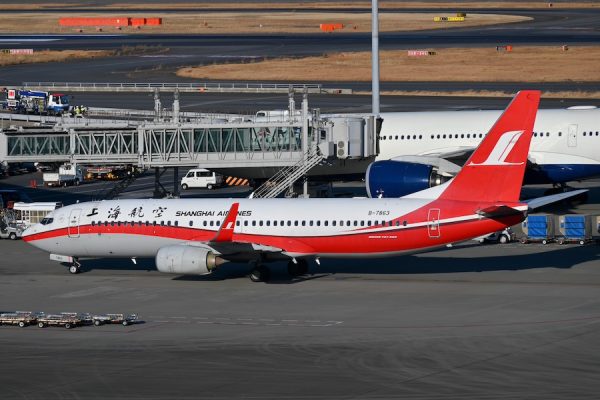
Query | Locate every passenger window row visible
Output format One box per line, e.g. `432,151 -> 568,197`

90,219 -> 411,229
380,133 -> 485,140
582,131 -> 600,136
380,131 -> 600,140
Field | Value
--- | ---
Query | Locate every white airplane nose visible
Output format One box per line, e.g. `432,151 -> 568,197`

21,225 -> 39,240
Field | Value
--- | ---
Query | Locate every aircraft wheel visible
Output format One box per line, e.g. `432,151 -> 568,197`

249,265 -> 270,283
499,235 -> 509,244
69,264 -> 81,274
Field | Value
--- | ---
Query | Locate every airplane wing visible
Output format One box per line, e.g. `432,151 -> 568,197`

201,202 -> 310,256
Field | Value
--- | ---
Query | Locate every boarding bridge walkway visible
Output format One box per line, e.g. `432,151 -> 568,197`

1,121 -> 313,168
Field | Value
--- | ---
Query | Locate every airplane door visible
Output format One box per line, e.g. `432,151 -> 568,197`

68,209 -> 81,238
427,208 -> 441,238
568,124 -> 578,147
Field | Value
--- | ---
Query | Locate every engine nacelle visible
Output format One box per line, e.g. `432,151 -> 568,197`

155,245 -> 224,275
366,160 -> 449,198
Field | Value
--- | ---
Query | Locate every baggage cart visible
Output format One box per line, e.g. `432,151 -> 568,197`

61,312 -> 93,325
37,314 -> 81,329
0,311 -> 37,327
520,214 -> 554,244
92,313 -> 138,326
557,214 -> 592,245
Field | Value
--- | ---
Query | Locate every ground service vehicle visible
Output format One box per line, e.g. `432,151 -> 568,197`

181,168 -> 223,190
37,314 -> 81,329
92,313 -> 138,326
0,312 -> 37,327
4,89 -> 71,115
43,164 -> 84,187
476,227 -> 516,244
0,224 -> 23,240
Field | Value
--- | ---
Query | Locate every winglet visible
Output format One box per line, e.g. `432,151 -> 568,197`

211,202 -> 239,242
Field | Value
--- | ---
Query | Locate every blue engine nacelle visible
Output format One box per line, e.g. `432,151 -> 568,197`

366,160 -> 449,198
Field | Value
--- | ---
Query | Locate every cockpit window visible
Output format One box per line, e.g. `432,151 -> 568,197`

40,218 -> 53,225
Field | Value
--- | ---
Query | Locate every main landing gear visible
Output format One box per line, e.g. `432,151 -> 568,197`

249,264 -> 271,283
68,259 -> 82,274
248,259 -> 310,282
287,259 -> 309,277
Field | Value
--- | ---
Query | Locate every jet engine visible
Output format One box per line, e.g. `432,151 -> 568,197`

155,245 -> 226,275
366,160 -> 450,198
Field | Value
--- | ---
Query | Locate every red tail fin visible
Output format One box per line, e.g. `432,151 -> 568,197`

439,90 -> 540,202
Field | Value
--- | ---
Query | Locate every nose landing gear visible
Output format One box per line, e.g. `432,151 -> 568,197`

68,259 -> 81,274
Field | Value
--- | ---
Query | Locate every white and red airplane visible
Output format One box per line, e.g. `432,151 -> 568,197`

22,91 -> 583,282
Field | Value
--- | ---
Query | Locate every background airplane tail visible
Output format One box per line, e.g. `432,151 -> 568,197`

439,90 -> 540,203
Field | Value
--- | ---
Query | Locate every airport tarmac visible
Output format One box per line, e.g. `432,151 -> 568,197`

1,6 -> 600,396
1,219 -> 600,399
1,173 -> 600,399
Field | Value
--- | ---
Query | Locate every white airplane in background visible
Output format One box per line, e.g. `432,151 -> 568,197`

22,92 -> 585,282
369,106 -> 600,198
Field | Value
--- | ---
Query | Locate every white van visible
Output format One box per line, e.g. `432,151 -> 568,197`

181,168 -> 223,190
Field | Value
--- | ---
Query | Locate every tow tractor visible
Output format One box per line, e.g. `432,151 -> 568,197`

92,313 -> 138,326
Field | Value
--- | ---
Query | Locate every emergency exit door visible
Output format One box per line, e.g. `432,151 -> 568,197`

427,208 -> 441,238
68,209 -> 81,238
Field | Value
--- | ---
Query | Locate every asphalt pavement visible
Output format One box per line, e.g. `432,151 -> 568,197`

1,7 -> 600,398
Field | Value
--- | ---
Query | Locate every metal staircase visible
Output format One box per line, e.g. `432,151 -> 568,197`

251,146 -> 325,198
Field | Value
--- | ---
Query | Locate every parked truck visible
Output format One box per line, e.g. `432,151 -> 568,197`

3,88 -> 71,115
43,164 -> 84,187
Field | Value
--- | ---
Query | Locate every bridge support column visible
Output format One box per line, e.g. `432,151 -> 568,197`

173,166 -> 180,197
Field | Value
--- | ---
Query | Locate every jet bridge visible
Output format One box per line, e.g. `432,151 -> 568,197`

1,93 -> 380,196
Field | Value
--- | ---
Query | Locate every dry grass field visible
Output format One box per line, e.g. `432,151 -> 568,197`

0,50 -> 114,67
177,46 -> 600,83
3,2 -> 599,10
0,46 -> 167,67
0,12 -> 529,34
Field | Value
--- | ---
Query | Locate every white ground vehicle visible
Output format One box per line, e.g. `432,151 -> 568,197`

475,227 -> 516,244
180,168 -> 223,190
43,164 -> 84,187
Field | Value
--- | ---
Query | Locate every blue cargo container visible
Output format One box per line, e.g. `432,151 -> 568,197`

521,214 -> 554,244
558,214 -> 591,244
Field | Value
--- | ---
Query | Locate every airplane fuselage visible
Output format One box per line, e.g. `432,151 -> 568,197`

24,196 -> 525,260
377,107 -> 600,183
